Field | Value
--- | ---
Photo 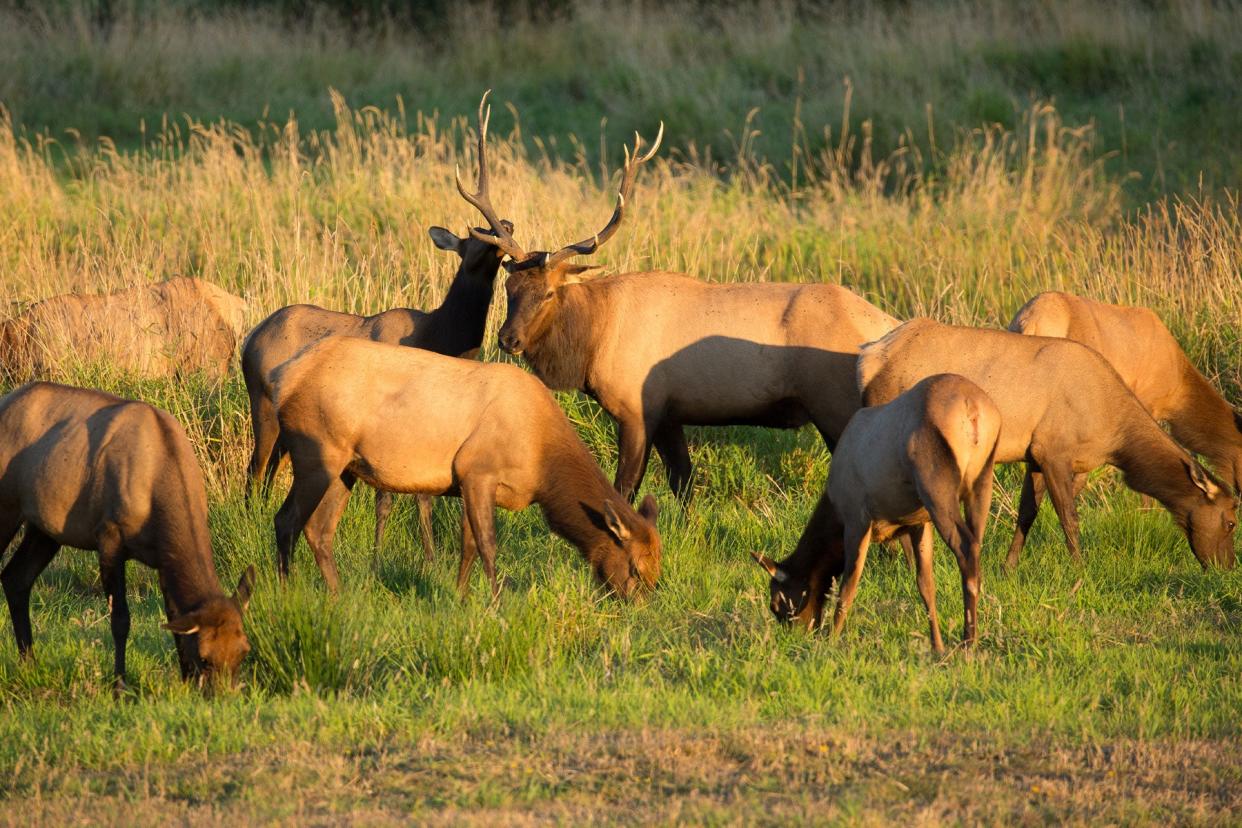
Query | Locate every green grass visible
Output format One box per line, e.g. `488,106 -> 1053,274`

0,2 -> 1239,820
2,0 -> 1241,200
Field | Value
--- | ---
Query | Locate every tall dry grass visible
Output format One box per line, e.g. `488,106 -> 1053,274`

0,94 -> 1238,493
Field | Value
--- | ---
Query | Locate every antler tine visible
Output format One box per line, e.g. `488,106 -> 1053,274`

454,90 -> 528,261
546,121 -> 664,267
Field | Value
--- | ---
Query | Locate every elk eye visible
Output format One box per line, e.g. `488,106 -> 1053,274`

543,290 -> 555,300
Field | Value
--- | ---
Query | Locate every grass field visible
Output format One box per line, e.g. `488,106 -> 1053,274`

0,1 -> 1240,823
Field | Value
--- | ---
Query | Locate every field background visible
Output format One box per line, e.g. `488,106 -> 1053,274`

1,0 -> 1240,823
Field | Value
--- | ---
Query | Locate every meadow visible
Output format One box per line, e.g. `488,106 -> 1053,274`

0,1 -> 1240,823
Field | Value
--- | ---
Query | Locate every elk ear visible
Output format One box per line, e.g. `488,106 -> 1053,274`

1184,458 -> 1220,498
163,612 -> 203,636
750,551 -> 787,582
602,501 -> 631,543
428,226 -> 463,252
558,264 -> 605,285
638,494 -> 659,524
234,565 -> 256,613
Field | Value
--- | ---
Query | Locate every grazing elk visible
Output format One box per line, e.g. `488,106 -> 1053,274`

454,93 -> 899,503
268,336 -> 661,598
753,374 -> 1000,651
1009,291 -> 1242,495
0,277 -> 247,382
242,222 -> 512,559
0,383 -> 255,692
857,319 -> 1238,570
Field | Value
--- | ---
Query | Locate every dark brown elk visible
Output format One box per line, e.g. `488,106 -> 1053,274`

0,382 -> 255,692
0,277 -> 247,382
857,319 -> 1238,570
1009,291 -> 1242,495
753,374 -> 1001,651
454,94 -> 900,503
242,222 -> 511,559
269,336 -> 661,598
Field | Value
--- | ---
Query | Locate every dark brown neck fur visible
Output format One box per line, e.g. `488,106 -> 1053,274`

534,433 -> 627,565
417,256 -> 502,357
1111,413 -> 1206,527
1167,360 -> 1242,493
151,422 -> 229,616
522,282 -> 602,391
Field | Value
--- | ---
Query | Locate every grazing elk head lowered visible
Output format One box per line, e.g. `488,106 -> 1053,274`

454,91 -> 663,357
164,568 -> 256,689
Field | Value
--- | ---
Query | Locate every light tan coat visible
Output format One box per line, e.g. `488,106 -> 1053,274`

269,337 -> 661,598
502,267 -> 900,500
0,277 -> 247,381
755,374 -> 1000,651
857,319 -> 1238,569
0,382 -> 253,691
1009,291 -> 1242,494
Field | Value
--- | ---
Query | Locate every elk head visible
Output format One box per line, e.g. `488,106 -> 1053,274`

428,221 -> 516,274
1181,459 -> 1238,569
163,566 -> 256,689
592,495 -> 662,599
454,91 -> 663,356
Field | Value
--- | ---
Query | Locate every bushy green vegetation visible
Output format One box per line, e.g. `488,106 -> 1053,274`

0,2 -> 1239,821
2,0 -> 1241,199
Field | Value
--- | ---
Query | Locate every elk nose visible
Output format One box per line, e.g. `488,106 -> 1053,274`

498,332 -> 522,355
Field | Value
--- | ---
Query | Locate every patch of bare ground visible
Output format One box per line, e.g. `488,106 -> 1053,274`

3,726 -> 1239,825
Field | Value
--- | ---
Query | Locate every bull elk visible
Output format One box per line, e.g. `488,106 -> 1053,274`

857,319 -> 1238,570
242,222 -> 512,559
268,336 -> 661,599
0,277 -> 247,382
454,93 -> 899,503
1009,291 -> 1242,495
0,382 -> 255,693
754,374 -> 1001,651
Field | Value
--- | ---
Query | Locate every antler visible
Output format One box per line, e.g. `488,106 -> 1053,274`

455,91 -> 528,261
545,122 -> 664,268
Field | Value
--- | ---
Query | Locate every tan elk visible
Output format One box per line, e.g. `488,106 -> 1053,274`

0,277 -> 247,382
242,223 -> 512,559
0,383 -> 255,692
753,374 -> 1001,651
1009,291 -> 1242,495
453,93 -> 899,503
857,319 -> 1238,570
269,336 -> 661,598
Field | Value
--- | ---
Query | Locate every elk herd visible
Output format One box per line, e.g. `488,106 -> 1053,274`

0,93 -> 1237,693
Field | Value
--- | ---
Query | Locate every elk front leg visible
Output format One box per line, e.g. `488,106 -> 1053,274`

98,526 -> 130,695
274,465 -> 334,584
1005,465 -> 1045,570
830,522 -> 873,640
302,473 -> 356,593
1039,460 -> 1083,562
460,478 -> 500,600
1,527 -> 59,659
613,416 -> 653,502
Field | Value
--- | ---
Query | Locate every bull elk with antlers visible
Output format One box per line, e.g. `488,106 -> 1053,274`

455,93 -> 899,503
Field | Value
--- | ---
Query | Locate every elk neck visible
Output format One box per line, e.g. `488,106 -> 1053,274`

1167,360 -> 1242,491
1112,409 -> 1208,525
534,431 -> 629,566
520,283 -> 598,391
421,258 -> 502,357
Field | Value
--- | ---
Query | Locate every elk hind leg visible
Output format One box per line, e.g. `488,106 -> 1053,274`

1005,465 -> 1046,570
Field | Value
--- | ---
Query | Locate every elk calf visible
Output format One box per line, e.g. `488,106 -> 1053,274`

242,223 -> 511,558
0,383 -> 254,691
0,277 -> 247,382
269,337 -> 661,598
1010,291 -> 1242,495
455,93 -> 899,504
858,319 -> 1238,570
754,374 -> 1000,651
